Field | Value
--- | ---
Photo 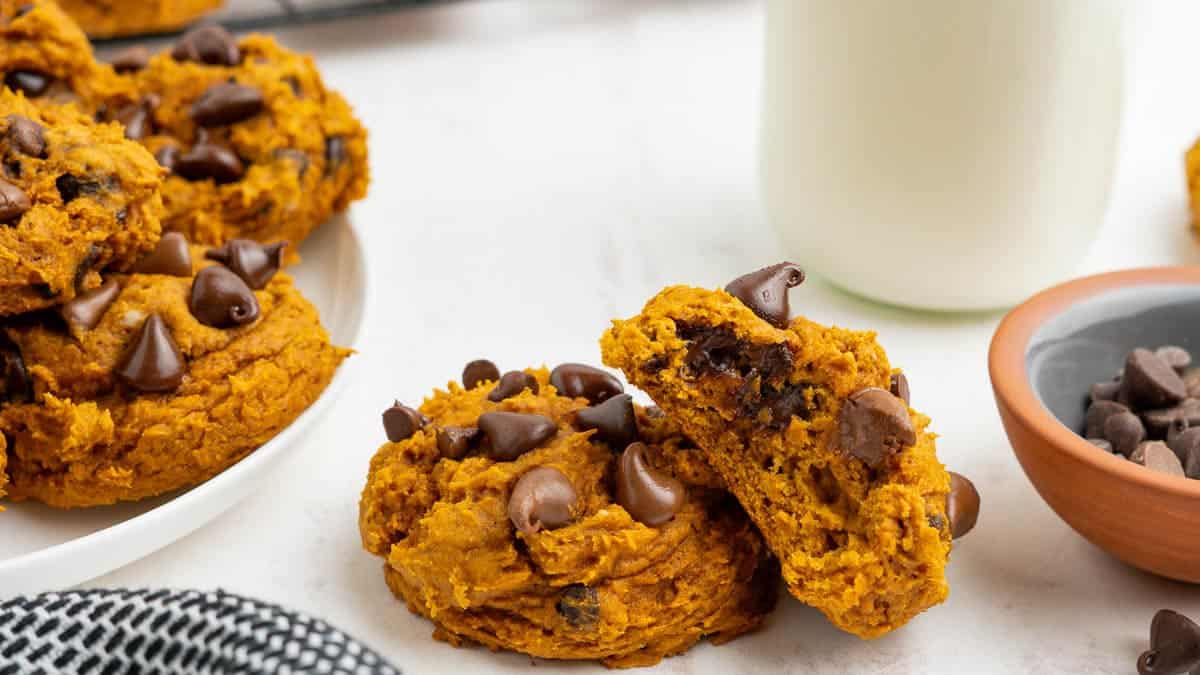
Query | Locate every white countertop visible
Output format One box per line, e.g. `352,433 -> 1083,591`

91,1 -> 1200,673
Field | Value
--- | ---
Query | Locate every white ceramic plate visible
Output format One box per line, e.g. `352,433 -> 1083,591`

0,215 -> 366,598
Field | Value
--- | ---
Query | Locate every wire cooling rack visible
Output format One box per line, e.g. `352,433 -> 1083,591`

94,0 -> 451,44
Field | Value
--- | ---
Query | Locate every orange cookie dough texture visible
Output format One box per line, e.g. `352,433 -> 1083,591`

0,0 -> 132,108
0,89 -> 163,316
54,0 -> 223,38
0,244 -> 350,507
103,26 -> 369,247
359,367 -> 777,669
601,269 -> 953,639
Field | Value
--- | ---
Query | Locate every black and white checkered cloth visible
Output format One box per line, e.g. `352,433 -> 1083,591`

0,589 -> 400,675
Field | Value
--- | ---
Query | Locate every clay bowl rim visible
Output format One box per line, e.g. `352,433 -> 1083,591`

989,265 -> 1200,499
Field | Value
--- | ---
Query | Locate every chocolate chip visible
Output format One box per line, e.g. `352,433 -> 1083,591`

1183,370 -> 1200,399
0,178 -> 30,224
488,370 -> 538,402
56,174 -> 105,204
175,143 -> 244,183
382,402 -> 425,443
1085,438 -> 1115,454
60,279 -> 120,331
1090,380 -> 1121,403
461,359 -> 500,390
273,148 -> 309,176
549,363 -> 623,404
4,70 -> 51,96
1134,441 -> 1186,477
155,146 -> 180,173
1104,411 -> 1146,457
6,115 -> 45,158
1167,417 -> 1191,445
324,136 -> 346,173
889,372 -> 910,405
133,232 -> 193,276
205,239 -> 286,290
1169,428 -> 1200,476
1157,346 -> 1193,373
1123,348 -> 1188,410
507,466 -> 579,535
172,24 -> 240,66
947,472 -> 980,539
724,262 -> 806,328
0,333 -> 31,404
113,103 -> 150,142
1084,400 -> 1129,438
189,265 -> 260,328
478,411 -> 557,461
72,243 -> 102,291
557,585 -> 599,629
191,83 -> 264,127
927,513 -> 945,531
31,283 -> 55,299
1138,609 -> 1200,675
436,426 -> 479,459
115,313 -> 185,393
109,46 -> 150,73
12,4 -> 32,18
837,387 -> 916,467
615,442 -> 685,526
574,393 -> 638,451
1142,399 -> 1200,437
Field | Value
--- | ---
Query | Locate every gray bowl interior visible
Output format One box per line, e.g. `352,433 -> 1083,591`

1026,284 -> 1200,434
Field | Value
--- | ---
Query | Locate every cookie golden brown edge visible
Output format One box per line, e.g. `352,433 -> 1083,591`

601,264 -> 978,639
359,365 -> 778,668
55,0 -> 223,39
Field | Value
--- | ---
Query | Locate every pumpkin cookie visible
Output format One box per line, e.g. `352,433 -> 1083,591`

100,24 -> 369,247
0,0 -> 132,109
601,263 -> 979,639
0,89 -> 164,316
55,0 -> 223,39
359,362 -> 777,668
0,239 -> 350,507
1189,139 -> 1200,233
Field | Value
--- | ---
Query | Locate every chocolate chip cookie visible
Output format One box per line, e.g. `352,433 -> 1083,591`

102,24 -> 369,247
359,363 -> 777,668
0,0 -> 132,109
1189,138 -> 1200,236
0,240 -> 350,507
0,88 -> 164,316
601,263 -> 979,639
55,0 -> 223,39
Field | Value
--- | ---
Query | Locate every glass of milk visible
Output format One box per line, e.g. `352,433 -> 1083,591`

761,0 -> 1125,311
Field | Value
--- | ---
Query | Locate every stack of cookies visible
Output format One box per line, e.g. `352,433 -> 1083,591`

359,264 -> 982,667
0,0 -> 366,507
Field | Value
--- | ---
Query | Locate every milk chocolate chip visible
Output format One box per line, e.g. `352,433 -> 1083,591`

115,314 -> 185,392
1084,400 -> 1129,438
947,472 -> 980,539
1132,441 -> 1185,477
478,412 -> 557,460
0,333 -> 31,404
615,442 -> 685,526
574,393 -> 638,451
1123,348 -> 1187,410
172,24 -> 240,66
205,239 -> 286,289
1103,411 -> 1145,457
507,466 -> 579,535
0,179 -> 30,224
175,143 -> 244,184
1156,346 -> 1193,373
382,402 -> 424,442
549,363 -> 623,404
1138,609 -> 1200,675
487,370 -> 538,402
191,83 -> 264,127
724,262 -> 806,328
1090,379 -> 1121,403
189,265 -> 260,328
133,232 -> 192,276
4,71 -> 51,97
890,372 -> 910,405
436,426 -> 479,459
461,359 -> 500,390
6,115 -> 45,158
60,279 -> 119,330
109,46 -> 150,73
837,387 -> 916,467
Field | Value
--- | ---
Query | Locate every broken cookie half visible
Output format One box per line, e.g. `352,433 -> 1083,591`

601,262 -> 980,639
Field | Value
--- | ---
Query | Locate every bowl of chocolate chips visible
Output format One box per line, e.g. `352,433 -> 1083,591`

990,267 -> 1200,582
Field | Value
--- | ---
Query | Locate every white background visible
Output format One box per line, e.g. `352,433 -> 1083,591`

94,1 -> 1200,673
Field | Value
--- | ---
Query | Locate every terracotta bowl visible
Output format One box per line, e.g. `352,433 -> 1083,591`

990,266 -> 1200,582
